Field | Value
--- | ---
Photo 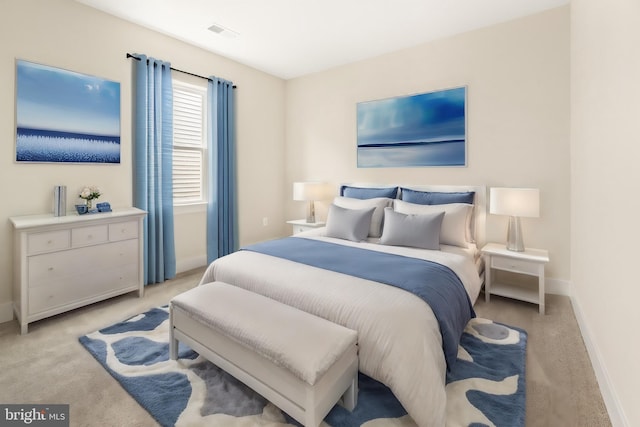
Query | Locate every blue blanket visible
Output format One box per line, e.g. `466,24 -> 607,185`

242,237 -> 475,370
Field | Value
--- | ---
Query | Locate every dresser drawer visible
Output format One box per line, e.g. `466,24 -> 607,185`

28,263 -> 139,315
28,240 -> 138,288
28,249 -> 84,286
109,221 -> 138,241
491,256 -> 540,275
27,230 -> 70,255
72,225 -> 108,247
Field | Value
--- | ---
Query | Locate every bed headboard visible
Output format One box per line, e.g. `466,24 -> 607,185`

339,183 -> 487,248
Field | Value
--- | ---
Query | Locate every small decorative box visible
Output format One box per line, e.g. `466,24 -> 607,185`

96,202 -> 112,213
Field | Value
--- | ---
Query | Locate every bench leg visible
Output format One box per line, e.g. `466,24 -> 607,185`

341,374 -> 358,412
169,306 -> 178,361
304,389 -> 319,427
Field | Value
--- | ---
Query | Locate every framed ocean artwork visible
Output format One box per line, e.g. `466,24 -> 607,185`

15,60 -> 121,163
357,86 -> 467,167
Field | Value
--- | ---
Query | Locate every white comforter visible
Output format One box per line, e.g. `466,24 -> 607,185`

199,233 -> 482,427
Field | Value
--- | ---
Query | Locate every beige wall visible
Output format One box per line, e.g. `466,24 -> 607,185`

285,7 -> 570,281
0,0 -> 286,319
571,0 -> 640,425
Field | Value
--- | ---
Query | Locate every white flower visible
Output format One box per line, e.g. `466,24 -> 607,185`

79,186 -> 101,200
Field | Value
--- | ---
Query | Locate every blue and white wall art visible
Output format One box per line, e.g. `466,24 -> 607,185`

357,86 -> 466,167
16,60 -> 121,163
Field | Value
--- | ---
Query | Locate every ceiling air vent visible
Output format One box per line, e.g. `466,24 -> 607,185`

208,23 -> 239,39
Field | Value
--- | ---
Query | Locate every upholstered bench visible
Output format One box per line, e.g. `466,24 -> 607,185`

169,281 -> 359,427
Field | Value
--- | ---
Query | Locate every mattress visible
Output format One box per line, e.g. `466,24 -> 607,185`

199,231 -> 482,426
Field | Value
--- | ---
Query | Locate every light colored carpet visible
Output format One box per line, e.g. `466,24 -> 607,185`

474,293 -> 611,427
0,268 -> 611,427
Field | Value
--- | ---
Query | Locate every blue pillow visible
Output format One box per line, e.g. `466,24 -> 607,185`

325,204 -> 376,242
380,208 -> 444,250
400,188 -> 475,205
340,185 -> 398,200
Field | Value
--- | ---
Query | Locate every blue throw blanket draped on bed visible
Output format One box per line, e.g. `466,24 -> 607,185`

242,237 -> 475,370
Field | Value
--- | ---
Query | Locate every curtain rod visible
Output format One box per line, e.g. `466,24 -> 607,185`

126,53 -> 236,88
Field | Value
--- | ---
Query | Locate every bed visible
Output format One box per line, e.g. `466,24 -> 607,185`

199,184 -> 486,427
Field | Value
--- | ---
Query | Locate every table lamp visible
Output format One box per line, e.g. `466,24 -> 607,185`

293,182 -> 325,223
490,187 -> 540,252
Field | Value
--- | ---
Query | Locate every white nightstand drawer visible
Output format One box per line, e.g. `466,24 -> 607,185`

287,220 -> 325,235
27,230 -> 70,255
292,225 -> 308,234
491,256 -> 539,275
72,225 -> 108,247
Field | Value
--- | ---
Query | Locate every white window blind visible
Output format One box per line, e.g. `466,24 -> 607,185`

173,81 -> 207,205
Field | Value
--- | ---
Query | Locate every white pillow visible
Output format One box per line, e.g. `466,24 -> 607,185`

380,208 -> 444,250
325,204 -> 375,242
394,199 -> 473,248
333,196 -> 393,238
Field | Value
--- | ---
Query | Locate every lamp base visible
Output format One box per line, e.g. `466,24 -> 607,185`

506,216 -> 525,252
306,201 -> 316,223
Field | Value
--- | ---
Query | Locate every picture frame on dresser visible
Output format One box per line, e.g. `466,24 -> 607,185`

10,208 -> 146,334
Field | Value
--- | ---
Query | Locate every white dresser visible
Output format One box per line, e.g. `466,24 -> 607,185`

10,207 -> 147,334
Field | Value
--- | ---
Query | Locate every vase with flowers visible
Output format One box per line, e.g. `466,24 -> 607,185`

79,186 -> 101,211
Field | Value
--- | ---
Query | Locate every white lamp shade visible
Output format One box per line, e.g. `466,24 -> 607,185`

490,187 -> 540,218
293,182 -> 325,201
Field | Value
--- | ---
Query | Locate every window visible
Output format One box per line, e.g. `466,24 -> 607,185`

173,80 -> 207,205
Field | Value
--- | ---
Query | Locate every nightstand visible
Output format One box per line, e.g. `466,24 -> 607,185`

481,242 -> 550,314
286,219 -> 326,235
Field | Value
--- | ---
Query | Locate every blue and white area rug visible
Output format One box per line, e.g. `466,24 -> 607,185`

79,306 -> 526,427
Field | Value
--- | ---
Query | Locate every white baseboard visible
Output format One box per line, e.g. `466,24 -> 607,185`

176,255 -> 207,275
0,301 -> 14,324
571,295 -> 629,427
546,277 -> 571,296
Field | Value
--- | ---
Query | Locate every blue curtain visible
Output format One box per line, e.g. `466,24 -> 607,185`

133,54 -> 177,284
206,77 -> 237,263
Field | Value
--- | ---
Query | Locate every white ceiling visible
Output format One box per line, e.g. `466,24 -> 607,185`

76,0 -> 568,79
